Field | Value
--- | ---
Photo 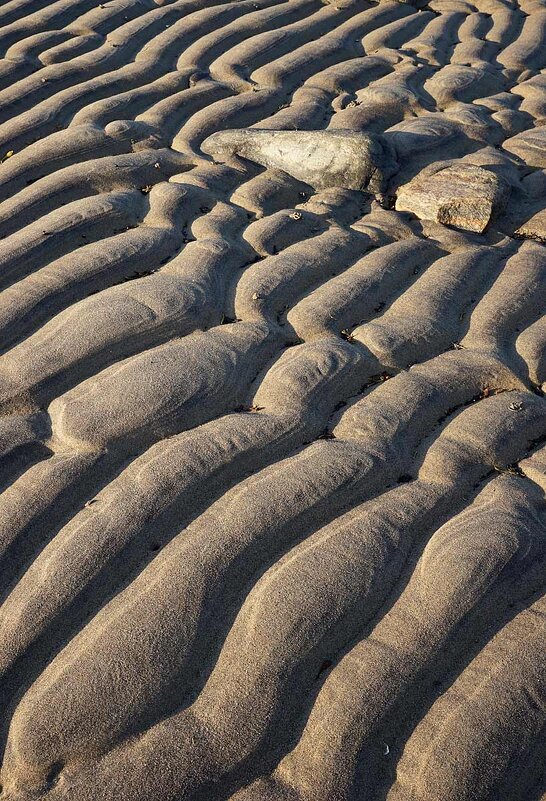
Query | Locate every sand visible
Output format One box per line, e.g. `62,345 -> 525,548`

0,0 -> 545,799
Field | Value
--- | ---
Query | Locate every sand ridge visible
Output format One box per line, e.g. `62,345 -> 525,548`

0,0 -> 545,799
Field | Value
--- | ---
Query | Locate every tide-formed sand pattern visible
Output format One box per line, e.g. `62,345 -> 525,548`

0,0 -> 545,799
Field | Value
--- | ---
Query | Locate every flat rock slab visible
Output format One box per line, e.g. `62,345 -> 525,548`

395,162 -> 510,233
201,129 -> 399,196
514,207 -> 546,242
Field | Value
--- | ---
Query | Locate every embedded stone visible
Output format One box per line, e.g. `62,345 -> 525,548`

395,162 -> 510,233
201,128 -> 399,196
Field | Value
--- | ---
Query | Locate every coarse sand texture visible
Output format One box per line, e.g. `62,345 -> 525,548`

0,1 -> 545,800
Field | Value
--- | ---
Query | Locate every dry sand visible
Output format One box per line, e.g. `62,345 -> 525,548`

0,0 -> 545,799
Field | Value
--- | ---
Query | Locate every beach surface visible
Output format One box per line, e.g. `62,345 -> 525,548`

0,0 -> 545,799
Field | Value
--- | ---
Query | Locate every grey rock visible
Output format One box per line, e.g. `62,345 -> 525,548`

201,128 -> 399,196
